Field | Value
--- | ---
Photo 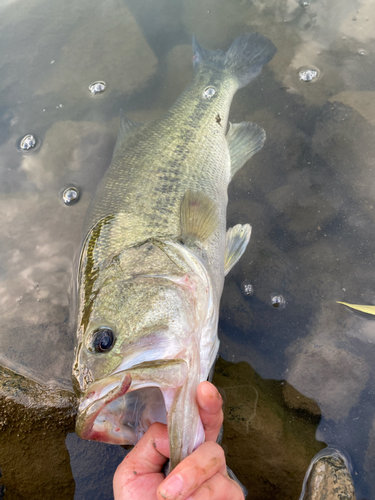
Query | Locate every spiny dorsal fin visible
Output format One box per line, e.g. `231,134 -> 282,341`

226,122 -> 266,180
224,224 -> 252,276
113,109 -> 141,157
180,190 -> 218,243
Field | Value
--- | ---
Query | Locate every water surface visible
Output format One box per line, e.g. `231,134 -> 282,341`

0,0 -> 375,498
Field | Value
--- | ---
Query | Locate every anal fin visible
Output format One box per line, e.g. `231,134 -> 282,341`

180,190 -> 218,244
226,122 -> 266,180
224,224 -> 252,275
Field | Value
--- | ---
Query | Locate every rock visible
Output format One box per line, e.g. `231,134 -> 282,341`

330,92 -> 375,124
157,44 -> 193,108
20,119 -> 118,193
0,0 -> 157,105
283,383 -> 321,417
35,2 -> 158,101
0,192 -> 89,388
339,3 -> 375,43
265,180 -> 336,237
281,40 -> 343,107
126,0 -> 183,48
286,306 -> 371,421
0,365 -> 128,500
312,101 -> 375,221
365,417 -> 375,497
0,366 -> 76,500
301,453 -> 356,500
182,0 -> 260,48
213,357 -> 325,500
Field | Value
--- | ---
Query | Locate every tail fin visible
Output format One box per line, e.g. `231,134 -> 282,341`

192,33 -> 276,88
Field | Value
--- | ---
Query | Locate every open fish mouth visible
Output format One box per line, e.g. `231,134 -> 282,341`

75,359 -> 188,444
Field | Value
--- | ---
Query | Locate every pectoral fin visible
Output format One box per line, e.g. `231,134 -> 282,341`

180,190 -> 219,243
224,224 -> 252,275
226,122 -> 266,180
113,109 -> 141,156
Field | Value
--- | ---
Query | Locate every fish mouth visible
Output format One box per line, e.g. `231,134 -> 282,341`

75,359 -> 188,444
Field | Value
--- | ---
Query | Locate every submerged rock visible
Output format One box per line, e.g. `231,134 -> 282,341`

0,0 -> 157,102
286,306 -> 371,422
157,44 -> 193,108
0,366 -> 76,499
0,192 -> 87,389
20,119 -> 118,193
35,2 -> 158,101
313,101 -> 375,222
301,452 -> 356,500
330,91 -> 375,123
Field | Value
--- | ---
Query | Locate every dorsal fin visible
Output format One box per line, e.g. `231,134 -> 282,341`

180,190 -> 218,243
226,122 -> 266,180
224,224 -> 252,275
112,109 -> 141,157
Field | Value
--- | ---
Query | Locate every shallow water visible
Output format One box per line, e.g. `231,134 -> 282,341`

0,0 -> 375,497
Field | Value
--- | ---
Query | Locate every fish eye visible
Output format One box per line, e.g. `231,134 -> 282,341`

203,86 -> 216,99
92,327 -> 115,353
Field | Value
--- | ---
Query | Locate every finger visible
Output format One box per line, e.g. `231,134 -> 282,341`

197,382 -> 223,442
188,471 -> 245,500
114,423 -> 171,499
157,441 -> 226,500
114,422 -> 169,483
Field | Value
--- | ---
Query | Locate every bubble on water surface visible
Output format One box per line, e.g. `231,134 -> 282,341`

20,134 -> 36,151
358,49 -> 366,56
298,68 -> 319,83
62,186 -> 80,205
301,1 -> 309,7
203,86 -> 216,99
241,280 -> 254,297
270,293 -> 286,309
89,81 -> 106,94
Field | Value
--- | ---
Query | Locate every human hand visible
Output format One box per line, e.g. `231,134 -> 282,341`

113,381 -> 245,500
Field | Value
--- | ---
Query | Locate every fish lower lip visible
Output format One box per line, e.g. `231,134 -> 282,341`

76,373 -> 132,441
75,359 -> 189,444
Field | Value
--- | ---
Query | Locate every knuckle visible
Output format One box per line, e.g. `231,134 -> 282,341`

216,444 -> 225,463
114,457 -> 137,484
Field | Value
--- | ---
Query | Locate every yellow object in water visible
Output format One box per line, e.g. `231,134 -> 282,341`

337,301 -> 375,315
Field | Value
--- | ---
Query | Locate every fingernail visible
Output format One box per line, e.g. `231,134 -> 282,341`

200,381 -> 213,398
159,474 -> 184,499
200,383 -> 220,411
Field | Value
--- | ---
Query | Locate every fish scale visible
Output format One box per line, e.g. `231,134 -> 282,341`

85,77 -> 234,249
73,32 -> 276,470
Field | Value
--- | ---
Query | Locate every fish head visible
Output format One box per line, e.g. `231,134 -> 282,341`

73,239 -> 215,461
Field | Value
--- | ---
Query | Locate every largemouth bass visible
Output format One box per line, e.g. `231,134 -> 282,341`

73,33 -> 276,469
